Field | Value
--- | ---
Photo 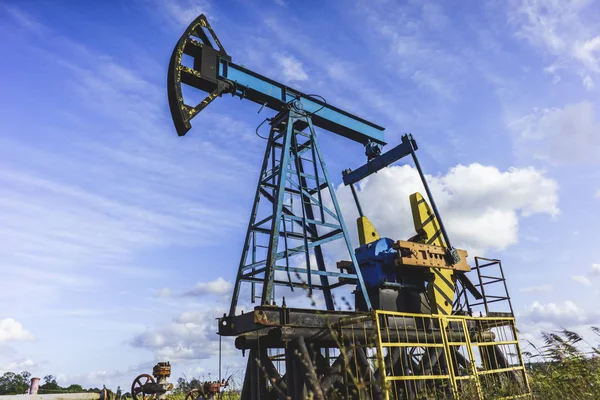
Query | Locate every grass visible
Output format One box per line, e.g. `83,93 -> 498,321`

523,327 -> 600,400
164,326 -> 600,399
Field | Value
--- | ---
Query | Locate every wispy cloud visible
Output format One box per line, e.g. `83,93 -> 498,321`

519,284 -> 553,293
572,275 -> 592,286
508,101 -> 600,165
274,52 -> 309,83
182,277 -> 232,297
4,5 -> 47,33
1,5 -> 259,386
1,7 -> 257,287
509,0 -> 600,88
148,0 -> 212,28
355,0 -> 463,102
259,15 -> 411,128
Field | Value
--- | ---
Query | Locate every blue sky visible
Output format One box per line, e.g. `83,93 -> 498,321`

1,0 -> 600,390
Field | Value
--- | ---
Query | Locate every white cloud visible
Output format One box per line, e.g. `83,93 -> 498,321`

132,308 -> 232,361
0,358 -> 36,374
274,52 -> 308,82
583,74 -> 595,90
591,263 -> 600,275
574,34 -> 600,73
509,101 -> 600,164
572,275 -> 592,286
595,190 -> 600,199
520,300 -> 600,327
0,319 -> 34,343
337,163 -> 558,255
157,288 -> 172,298
519,284 -> 553,293
183,277 -> 232,297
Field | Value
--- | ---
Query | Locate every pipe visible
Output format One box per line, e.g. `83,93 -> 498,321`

235,327 -> 495,349
29,378 -> 40,395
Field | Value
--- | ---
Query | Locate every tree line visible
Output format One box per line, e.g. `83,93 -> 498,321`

0,372 -> 108,396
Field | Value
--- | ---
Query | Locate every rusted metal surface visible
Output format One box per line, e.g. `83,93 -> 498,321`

131,363 -> 174,400
185,380 -> 228,400
394,241 -> 471,271
219,306 -> 368,336
28,378 -> 40,395
152,362 -> 171,378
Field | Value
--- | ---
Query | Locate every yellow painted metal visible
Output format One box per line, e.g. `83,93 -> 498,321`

455,317 -> 483,398
387,374 -> 450,381
373,309 -> 533,400
410,192 -> 445,246
394,240 -> 471,271
373,310 -> 391,400
380,342 -> 446,348
409,192 -> 455,316
439,318 -> 459,397
357,215 -> 380,246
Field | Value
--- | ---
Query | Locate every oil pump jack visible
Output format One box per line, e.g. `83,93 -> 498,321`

167,14 -> 532,400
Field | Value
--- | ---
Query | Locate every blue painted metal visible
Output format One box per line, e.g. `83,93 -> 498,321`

168,14 -> 386,145
227,106 -> 373,316
220,63 -> 386,145
354,238 -> 398,289
343,134 -> 418,186
306,116 -> 372,309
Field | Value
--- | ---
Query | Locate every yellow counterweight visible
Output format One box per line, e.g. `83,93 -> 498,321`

357,215 -> 381,246
410,192 -> 455,316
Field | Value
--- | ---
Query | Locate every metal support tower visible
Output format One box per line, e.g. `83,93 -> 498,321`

228,101 -> 372,316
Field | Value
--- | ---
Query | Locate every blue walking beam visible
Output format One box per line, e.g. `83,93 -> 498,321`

167,14 -> 385,146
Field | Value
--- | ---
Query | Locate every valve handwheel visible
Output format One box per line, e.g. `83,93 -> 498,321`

184,389 -> 202,400
131,374 -> 156,400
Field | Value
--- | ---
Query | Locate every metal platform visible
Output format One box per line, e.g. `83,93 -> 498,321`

219,307 -> 531,399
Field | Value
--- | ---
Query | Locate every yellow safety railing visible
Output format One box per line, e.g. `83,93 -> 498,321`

373,310 -> 532,400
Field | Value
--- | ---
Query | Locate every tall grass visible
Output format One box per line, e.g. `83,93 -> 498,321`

166,326 -> 600,399
523,327 -> 600,400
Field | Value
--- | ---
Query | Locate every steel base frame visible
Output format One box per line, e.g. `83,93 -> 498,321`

221,306 -> 532,400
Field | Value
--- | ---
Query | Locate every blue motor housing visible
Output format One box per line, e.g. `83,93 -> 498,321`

354,237 -> 398,290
